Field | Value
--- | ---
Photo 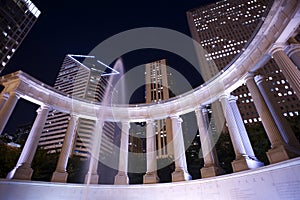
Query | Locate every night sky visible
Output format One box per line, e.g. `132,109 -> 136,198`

2,0 -> 218,134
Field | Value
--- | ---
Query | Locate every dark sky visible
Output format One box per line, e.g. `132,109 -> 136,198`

2,0 -> 218,134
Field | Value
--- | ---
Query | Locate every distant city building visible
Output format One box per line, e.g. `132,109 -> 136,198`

145,59 -> 174,158
187,0 -> 300,125
39,55 -> 116,158
0,0 -> 40,73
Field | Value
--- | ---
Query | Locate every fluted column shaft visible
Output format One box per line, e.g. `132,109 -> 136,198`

7,105 -> 51,180
0,92 -> 20,135
114,121 -> 130,185
52,114 -> 78,182
85,119 -> 104,184
255,75 -> 300,148
170,115 -> 191,182
270,46 -> 300,99
245,74 -> 285,148
220,94 -> 263,171
195,106 -> 218,166
195,106 -> 224,177
219,94 -> 247,159
146,120 -> 157,173
118,121 -> 130,174
171,116 -> 187,171
228,96 -> 256,158
143,119 -> 159,184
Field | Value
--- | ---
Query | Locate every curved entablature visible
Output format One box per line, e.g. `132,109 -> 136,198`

0,0 -> 299,122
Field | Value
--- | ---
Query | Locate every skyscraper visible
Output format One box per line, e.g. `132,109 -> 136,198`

0,0 -> 40,73
187,0 -> 300,125
39,55 -> 116,158
145,59 -> 174,158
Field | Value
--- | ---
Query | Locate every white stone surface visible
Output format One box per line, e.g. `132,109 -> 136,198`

1,158 -> 300,200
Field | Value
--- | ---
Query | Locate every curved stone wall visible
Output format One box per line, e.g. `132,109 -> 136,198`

1,158 -> 299,200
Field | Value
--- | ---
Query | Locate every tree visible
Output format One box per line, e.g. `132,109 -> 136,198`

0,142 -> 20,178
31,148 -> 59,181
215,132 -> 235,174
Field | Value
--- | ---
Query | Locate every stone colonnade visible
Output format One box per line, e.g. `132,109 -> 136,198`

0,42 -> 299,184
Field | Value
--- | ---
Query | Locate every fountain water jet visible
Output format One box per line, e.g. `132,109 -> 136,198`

84,58 -> 126,195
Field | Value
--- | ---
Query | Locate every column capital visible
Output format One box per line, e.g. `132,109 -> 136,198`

244,72 -> 255,82
9,91 -> 21,99
269,44 -> 286,56
69,114 -> 79,120
121,121 -> 130,130
285,44 -> 300,56
254,74 -> 266,85
95,118 -> 104,128
169,114 -> 178,119
219,92 -> 231,101
170,115 -> 182,123
228,95 -> 238,103
146,119 -> 155,125
37,104 -> 51,113
1,92 -> 9,100
195,105 -> 208,117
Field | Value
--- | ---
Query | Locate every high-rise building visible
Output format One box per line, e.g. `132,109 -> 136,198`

0,0 -> 40,73
187,0 -> 300,125
145,59 -> 174,158
39,55 -> 116,158
128,122 -> 145,153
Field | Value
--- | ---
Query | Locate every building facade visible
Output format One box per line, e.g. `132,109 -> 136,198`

0,0 -> 40,73
145,59 -> 174,158
187,0 -> 300,125
38,55 -> 116,158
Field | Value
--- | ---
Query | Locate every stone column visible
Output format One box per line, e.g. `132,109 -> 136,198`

270,45 -> 300,100
228,96 -> 257,158
7,105 -> 51,180
255,75 -> 300,149
84,119 -> 104,184
0,93 -> 8,110
195,106 -> 224,178
286,38 -> 300,70
143,119 -> 159,183
229,95 -> 263,169
0,92 -> 20,135
51,114 -> 78,183
170,115 -> 191,182
245,73 -> 298,163
114,121 -> 130,185
220,94 -> 262,172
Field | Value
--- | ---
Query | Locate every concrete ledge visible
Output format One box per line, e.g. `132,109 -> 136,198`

1,158 -> 300,200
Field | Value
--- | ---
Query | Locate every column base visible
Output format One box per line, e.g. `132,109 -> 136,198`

171,168 -> 192,182
267,145 -> 300,164
143,172 -> 160,184
232,157 -> 264,172
51,171 -> 68,183
84,173 -> 99,184
200,165 -> 224,178
6,165 -> 33,180
114,172 -> 129,185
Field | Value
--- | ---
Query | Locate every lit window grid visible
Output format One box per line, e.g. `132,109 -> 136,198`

39,56 -> 116,157
0,0 -> 40,72
187,0 -> 300,125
